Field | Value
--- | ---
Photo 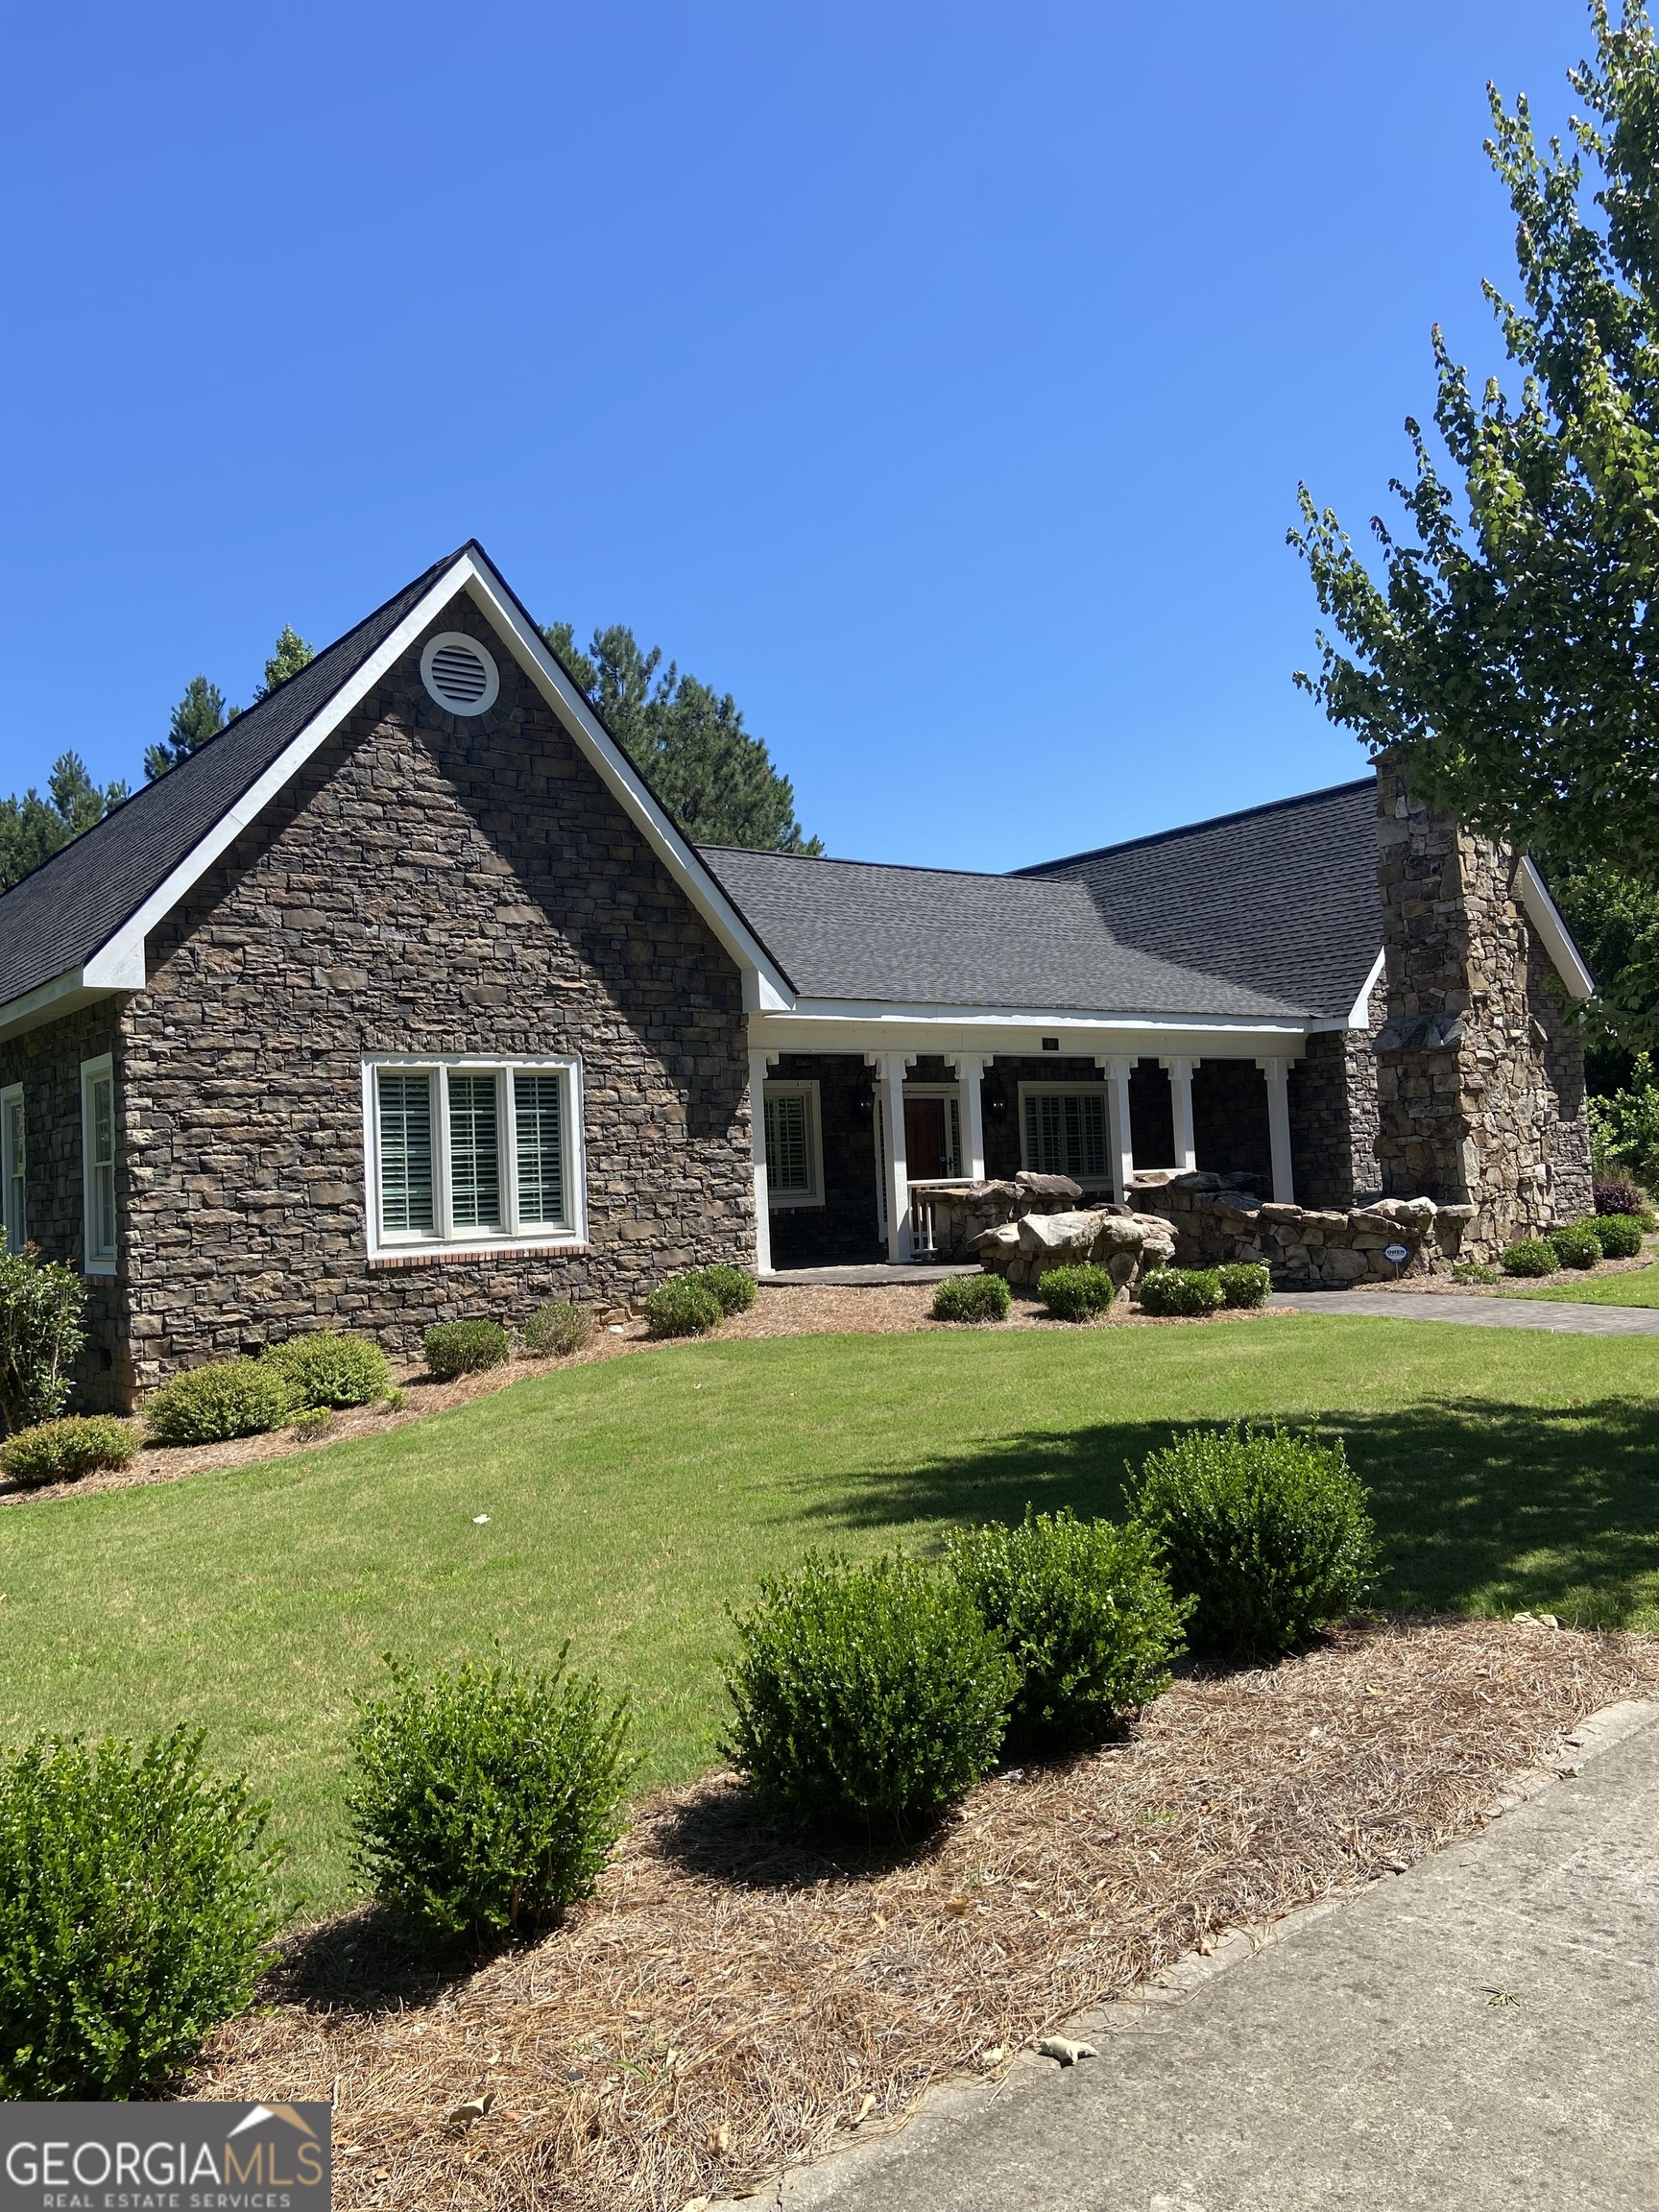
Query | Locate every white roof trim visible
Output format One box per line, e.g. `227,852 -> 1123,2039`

0,963 -> 135,1044
11,547 -> 795,1023
1345,948 -> 1385,1029
1517,856 -> 1595,999
757,996 -> 1311,1033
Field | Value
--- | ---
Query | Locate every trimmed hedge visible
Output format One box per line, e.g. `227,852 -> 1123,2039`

1132,1425 -> 1377,1658
722,1551 -> 1016,1836
262,1331 -> 391,1409
932,1274 -> 1012,1324
689,1265 -> 758,1316
1500,1238 -> 1557,1278
644,1277 -> 723,1338
1590,1212 -> 1647,1261
1139,1266 -> 1225,1318
1215,1262 -> 1271,1310
0,1727 -> 278,2097
145,1361 -> 295,1446
347,1652 -> 633,1946
1546,1223 -> 1601,1271
947,1509 -> 1187,1755
523,1301 -> 594,1358
0,1414 -> 139,1487
423,1321 -> 510,1382
1036,1264 -> 1117,1322
1452,1261 -> 1502,1285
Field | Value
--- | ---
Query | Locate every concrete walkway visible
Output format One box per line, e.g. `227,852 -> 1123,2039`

1270,1288 -> 1659,1335
785,1701 -> 1659,2212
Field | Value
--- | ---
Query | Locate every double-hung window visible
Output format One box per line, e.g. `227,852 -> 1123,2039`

366,1057 -> 585,1256
1,1085 -> 24,1253
762,1079 -> 824,1208
1020,1083 -> 1109,1187
80,1056 -> 117,1272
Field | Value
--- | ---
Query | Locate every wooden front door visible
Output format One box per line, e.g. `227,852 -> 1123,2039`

904,1095 -> 950,1180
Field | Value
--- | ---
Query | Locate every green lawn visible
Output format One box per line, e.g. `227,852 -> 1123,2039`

2,1315 -> 1656,1916
1513,1263 -> 1659,1307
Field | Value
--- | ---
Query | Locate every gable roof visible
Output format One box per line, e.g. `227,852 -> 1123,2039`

696,847 -> 1324,1020
0,542 -> 794,1029
1013,780 -> 1382,1021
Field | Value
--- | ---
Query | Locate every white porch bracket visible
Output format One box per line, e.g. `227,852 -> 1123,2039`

943,1053 -> 988,1180
1256,1056 -> 1295,1203
747,1048 -> 773,1275
1159,1056 -> 1199,1173
1095,1055 -> 1137,1204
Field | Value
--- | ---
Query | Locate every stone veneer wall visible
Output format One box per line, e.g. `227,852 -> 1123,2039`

1128,1169 -> 1472,1286
765,1052 -> 882,1267
1373,765 -> 1591,1258
0,1000 -> 131,1410
1288,975 -> 1385,1210
106,600 -> 754,1387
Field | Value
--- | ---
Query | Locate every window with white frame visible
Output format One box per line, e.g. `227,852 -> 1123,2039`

1020,1083 -> 1109,1186
762,1079 -> 824,1208
1,1085 -> 24,1254
80,1056 -> 117,1272
365,1058 -> 585,1255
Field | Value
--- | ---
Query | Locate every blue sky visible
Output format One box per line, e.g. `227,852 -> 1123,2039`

0,1 -> 1592,871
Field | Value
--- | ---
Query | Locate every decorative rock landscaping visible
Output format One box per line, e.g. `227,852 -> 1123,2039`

1128,1168 -> 1474,1286
971,1206 -> 1177,1296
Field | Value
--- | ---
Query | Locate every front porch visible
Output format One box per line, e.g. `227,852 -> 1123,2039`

747,1035 -> 1308,1272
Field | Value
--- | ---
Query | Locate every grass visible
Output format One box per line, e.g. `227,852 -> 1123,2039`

2,1314 -> 1657,1916
1512,1262 -> 1659,1307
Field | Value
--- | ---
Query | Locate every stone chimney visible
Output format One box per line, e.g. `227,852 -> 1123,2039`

1372,762 -> 1584,1255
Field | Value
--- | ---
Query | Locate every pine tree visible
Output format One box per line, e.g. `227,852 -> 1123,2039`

145,676 -> 233,782
542,621 -> 821,854
0,752 -> 128,890
256,625 -> 313,698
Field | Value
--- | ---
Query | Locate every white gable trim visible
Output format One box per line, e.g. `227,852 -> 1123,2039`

1345,948 -> 1385,1028
12,547 -> 793,1028
1517,856 -> 1595,1000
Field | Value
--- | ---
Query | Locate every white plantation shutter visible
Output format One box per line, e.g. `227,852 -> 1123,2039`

446,1072 -> 502,1229
1023,1090 -> 1107,1181
377,1070 -> 436,1234
513,1071 -> 566,1226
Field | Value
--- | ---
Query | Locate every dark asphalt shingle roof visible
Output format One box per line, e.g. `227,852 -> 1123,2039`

0,549 -> 462,1007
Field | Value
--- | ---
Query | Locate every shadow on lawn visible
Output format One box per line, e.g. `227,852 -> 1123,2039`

802,1395 -> 1659,1629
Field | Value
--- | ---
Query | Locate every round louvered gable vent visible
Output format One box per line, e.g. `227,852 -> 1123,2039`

420,633 -> 500,715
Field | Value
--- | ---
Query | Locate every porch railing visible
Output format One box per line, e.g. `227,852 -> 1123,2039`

907,1180 -> 961,1258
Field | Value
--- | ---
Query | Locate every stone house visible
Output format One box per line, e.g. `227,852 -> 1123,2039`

0,542 -> 1596,1407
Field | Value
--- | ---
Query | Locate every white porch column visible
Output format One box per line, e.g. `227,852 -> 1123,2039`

946,1054 -> 987,1180
1098,1056 -> 1137,1203
1258,1056 -> 1295,1203
748,1049 -> 773,1275
1160,1056 -> 1198,1172
878,1051 -> 912,1262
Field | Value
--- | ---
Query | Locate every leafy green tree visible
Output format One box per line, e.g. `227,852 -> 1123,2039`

145,675 -> 233,782
0,753 -> 128,891
255,625 -> 313,698
542,621 -> 821,854
1291,2 -> 1659,879
1535,852 -> 1659,1062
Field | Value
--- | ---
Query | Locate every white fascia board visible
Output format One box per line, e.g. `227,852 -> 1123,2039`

1302,948 -> 1387,1035
0,965 -> 127,1043
749,1002 -> 1311,1060
456,557 -> 794,1009
1517,856 -> 1596,999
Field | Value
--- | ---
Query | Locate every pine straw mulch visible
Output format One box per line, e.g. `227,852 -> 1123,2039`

194,1616 -> 1659,2212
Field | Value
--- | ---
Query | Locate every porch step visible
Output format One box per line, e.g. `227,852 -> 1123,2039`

759,1262 -> 980,1287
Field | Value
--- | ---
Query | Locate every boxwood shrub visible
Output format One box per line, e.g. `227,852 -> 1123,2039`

722,1551 -> 1017,1836
262,1331 -> 391,1409
423,1320 -> 510,1382
1139,1266 -> 1226,1317
522,1301 -> 594,1357
145,1360 -> 295,1446
932,1273 -> 1012,1324
947,1510 -> 1187,1756
644,1276 -> 723,1338
1132,1425 -> 1377,1659
1,1414 -> 139,1487
1036,1264 -> 1117,1322
347,1651 -> 633,1946
1215,1262 -> 1271,1310
689,1264 -> 758,1315
1546,1223 -> 1601,1271
1500,1238 -> 1557,1278
0,1727 -> 278,2098
1590,1212 -> 1647,1261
